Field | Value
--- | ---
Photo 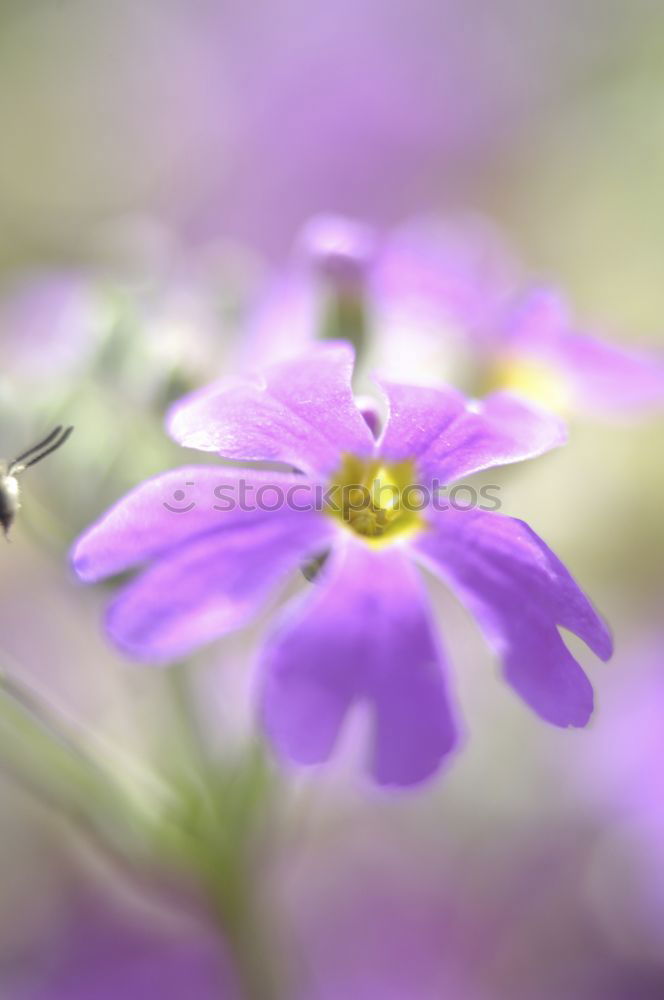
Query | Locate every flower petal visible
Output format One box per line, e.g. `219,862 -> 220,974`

374,215 -> 517,334
71,467 -> 320,582
239,270 -> 317,370
377,379 -> 566,486
167,343 -> 375,477
259,538 -> 459,787
104,507 -> 332,663
238,215 -> 377,371
414,507 -> 612,727
558,333 -> 664,414
506,289 -> 664,414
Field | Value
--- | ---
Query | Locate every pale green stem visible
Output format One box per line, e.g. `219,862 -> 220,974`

163,666 -> 286,1000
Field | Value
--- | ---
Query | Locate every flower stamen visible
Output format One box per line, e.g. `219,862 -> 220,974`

325,454 -> 424,547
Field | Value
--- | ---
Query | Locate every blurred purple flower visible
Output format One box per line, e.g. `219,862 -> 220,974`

72,344 -> 611,787
192,0 -> 651,253
0,270 -> 105,383
245,214 -> 664,416
495,288 -> 664,417
576,637 -> 664,827
289,867 -> 479,1000
559,638 -> 664,967
18,894 -> 237,1000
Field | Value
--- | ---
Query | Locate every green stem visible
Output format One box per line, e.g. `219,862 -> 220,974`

0,659 -> 286,999
163,667 -> 285,1000
0,665 -> 154,866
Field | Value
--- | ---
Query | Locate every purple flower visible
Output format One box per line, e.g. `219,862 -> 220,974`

72,345 -> 612,787
0,270 -> 105,384
18,894 -> 237,1000
573,636 -> 664,827
494,287 -> 664,416
244,214 -> 664,416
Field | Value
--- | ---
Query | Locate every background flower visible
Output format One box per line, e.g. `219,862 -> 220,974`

244,212 -> 664,416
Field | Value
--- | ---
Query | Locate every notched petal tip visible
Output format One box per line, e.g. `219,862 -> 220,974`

104,599 -> 177,666
166,341 -> 370,476
414,508 -> 609,733
370,723 -> 462,789
583,613 -> 614,664
69,531 -> 104,583
376,377 -> 568,488
260,543 -> 461,788
478,389 -> 569,451
165,380 -> 240,452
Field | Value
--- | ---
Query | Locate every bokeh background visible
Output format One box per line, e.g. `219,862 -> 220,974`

0,1 -> 662,997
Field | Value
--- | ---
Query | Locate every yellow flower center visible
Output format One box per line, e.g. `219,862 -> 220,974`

325,454 -> 425,547
483,356 -> 571,414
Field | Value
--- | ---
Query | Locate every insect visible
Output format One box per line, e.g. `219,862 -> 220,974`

0,426 -> 74,539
